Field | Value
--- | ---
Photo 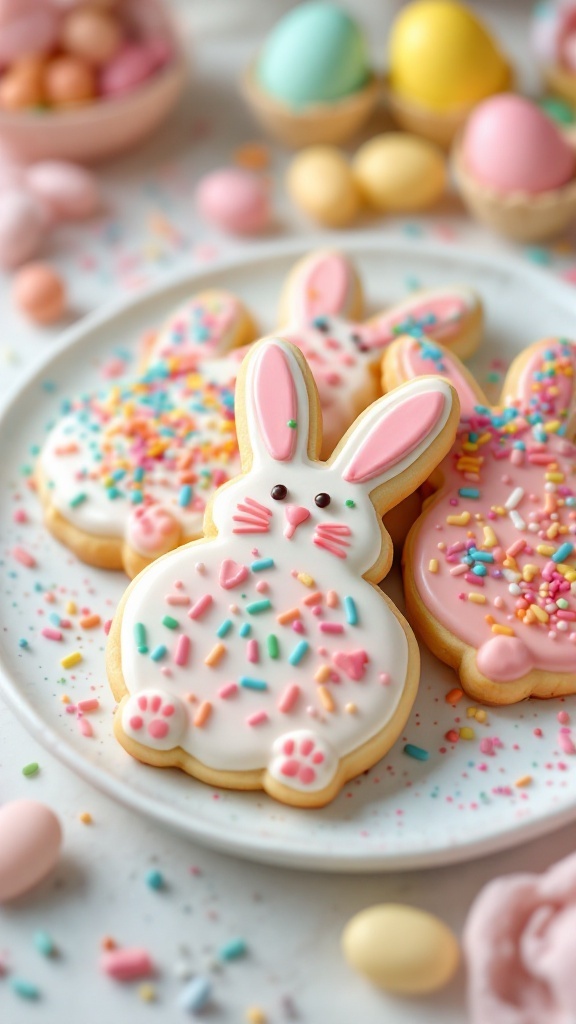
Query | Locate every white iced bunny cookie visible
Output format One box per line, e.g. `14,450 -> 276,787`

37,291 -> 257,578
277,249 -> 483,456
107,338 -> 458,807
384,334 -> 576,705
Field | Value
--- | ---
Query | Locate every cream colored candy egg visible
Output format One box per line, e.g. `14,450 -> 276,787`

286,146 -> 360,227
353,133 -> 446,212
342,903 -> 460,995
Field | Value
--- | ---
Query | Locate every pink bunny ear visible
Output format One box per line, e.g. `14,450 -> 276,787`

280,250 -> 361,325
391,335 -> 484,421
148,290 -> 254,368
357,286 -> 482,355
503,338 -> 576,427
243,339 -> 313,465
332,377 -> 454,492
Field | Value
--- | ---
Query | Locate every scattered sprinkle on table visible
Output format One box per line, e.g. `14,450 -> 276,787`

11,978 -> 40,1000
178,975 -> 212,1014
403,743 -> 429,762
33,931 -> 57,957
219,937 -> 247,962
145,868 -> 165,891
22,761 -> 39,777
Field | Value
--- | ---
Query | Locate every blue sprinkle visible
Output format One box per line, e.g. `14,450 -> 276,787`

145,868 -> 165,890
288,640 -> 309,666
344,596 -> 358,625
458,487 -> 480,499
251,558 -> 274,572
404,743 -> 429,762
178,976 -> 212,1013
218,937 -> 247,961
33,931 -> 56,957
240,677 -> 268,691
18,638 -> 28,648
133,466 -> 145,482
216,619 -> 233,638
552,542 -> 574,563
11,978 -> 40,1000
472,564 -> 487,576
131,490 -> 143,504
150,644 -> 168,662
179,484 -> 192,507
239,623 -> 251,638
49,612 -> 61,627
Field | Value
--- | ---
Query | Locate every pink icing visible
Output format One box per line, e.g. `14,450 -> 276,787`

127,505 -> 180,554
254,344 -> 297,461
359,294 -> 470,351
219,558 -> 249,590
284,504 -> 310,539
343,390 -> 445,484
400,336 -> 481,420
476,635 -> 535,681
295,253 -> 350,322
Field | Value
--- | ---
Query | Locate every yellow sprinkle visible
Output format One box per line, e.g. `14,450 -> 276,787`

482,526 -> 497,548
492,624 -> 515,636
60,694 -> 70,704
318,685 -> 335,712
475,709 -> 487,724
345,702 -> 357,714
446,512 -> 471,526
194,700 -> 212,727
477,432 -> 492,445
139,985 -> 157,1003
204,643 -> 225,667
522,565 -> 539,582
537,544 -> 555,556
491,506 -> 506,516
314,664 -> 331,683
61,651 -> 82,669
530,604 -> 549,623
245,1009 -> 267,1024
297,572 -> 315,587
462,441 -> 479,451
79,812 -> 92,824
65,601 -> 77,615
459,727 -> 475,740
566,571 -> 576,582
468,593 -> 486,604
545,472 -> 564,483
544,420 -> 561,433
428,558 -> 439,573
515,775 -> 532,788
466,706 -> 477,718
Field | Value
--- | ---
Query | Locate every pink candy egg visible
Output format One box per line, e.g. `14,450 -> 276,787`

26,161 -> 100,220
13,262 -> 67,324
0,188 -> 48,268
99,41 -> 167,97
0,800 -> 62,902
196,168 -> 271,236
462,93 -> 576,194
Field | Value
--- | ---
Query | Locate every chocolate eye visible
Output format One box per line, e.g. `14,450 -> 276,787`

271,484 -> 287,500
315,492 -> 331,508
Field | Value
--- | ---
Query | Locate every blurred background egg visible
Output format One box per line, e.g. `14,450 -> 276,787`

461,93 -> 576,193
60,5 -> 124,67
353,133 -> 446,211
286,145 -> 360,226
389,0 -> 510,112
257,1 -> 370,109
13,262 -> 67,325
44,55 -> 97,107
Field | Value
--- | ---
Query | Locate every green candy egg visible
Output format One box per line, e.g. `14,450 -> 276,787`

257,2 -> 370,110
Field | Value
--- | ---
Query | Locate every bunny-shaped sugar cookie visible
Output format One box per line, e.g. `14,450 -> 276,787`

384,334 -> 576,705
37,249 -> 480,578
107,338 -> 458,807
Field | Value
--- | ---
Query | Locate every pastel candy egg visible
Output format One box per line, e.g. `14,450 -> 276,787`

342,904 -> 460,995
44,55 -> 97,106
353,133 -> 446,211
61,6 -> 123,67
0,56 -> 46,111
196,168 -> 271,236
462,94 -> 576,194
389,0 -> 509,112
26,162 -> 100,221
13,263 -> 67,324
0,800 -> 62,902
99,43 -> 163,97
257,1 -> 370,109
286,146 -> 360,226
0,5 -> 59,65
0,189 -> 48,269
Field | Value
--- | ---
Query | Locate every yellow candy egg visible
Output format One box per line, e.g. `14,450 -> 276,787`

286,145 -> 360,227
342,903 -> 460,995
353,133 -> 446,212
389,0 -> 509,112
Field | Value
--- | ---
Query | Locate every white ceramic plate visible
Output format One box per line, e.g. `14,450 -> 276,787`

2,236 -> 576,872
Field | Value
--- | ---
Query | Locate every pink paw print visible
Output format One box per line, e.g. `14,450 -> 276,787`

121,689 -> 187,751
269,730 -> 337,792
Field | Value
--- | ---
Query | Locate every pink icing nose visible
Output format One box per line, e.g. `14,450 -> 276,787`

284,504 -> 310,539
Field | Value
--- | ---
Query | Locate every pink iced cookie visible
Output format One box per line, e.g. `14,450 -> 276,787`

465,850 -> 576,1024
195,168 -> 272,237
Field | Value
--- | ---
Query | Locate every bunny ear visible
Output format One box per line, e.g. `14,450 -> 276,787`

357,286 -> 483,358
277,250 -> 363,326
502,337 -> 576,433
383,334 -> 485,421
237,338 -> 319,468
147,290 -> 256,368
330,377 -> 456,500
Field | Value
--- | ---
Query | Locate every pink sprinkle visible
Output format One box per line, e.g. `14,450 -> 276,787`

247,639 -> 259,663
100,948 -> 153,981
13,546 -> 36,568
480,738 -> 494,755
77,698 -> 99,712
558,728 -> 576,755
292,620 -> 305,633
174,634 -> 191,667
219,682 -> 238,699
449,564 -> 468,576
188,594 -> 213,620
379,672 -> 391,685
166,594 -> 190,606
278,683 -> 300,713
256,580 -> 268,593
104,619 -> 112,635
13,508 -> 27,523
78,717 -> 93,737
506,539 -> 526,558
319,622 -> 344,633
41,627 -> 62,641
326,590 -> 338,608
558,710 -> 570,725
247,710 -> 268,727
